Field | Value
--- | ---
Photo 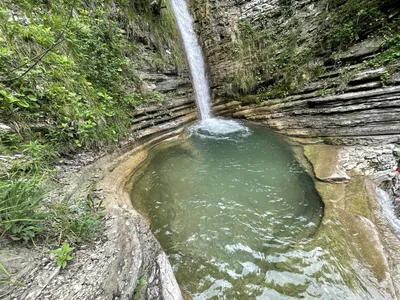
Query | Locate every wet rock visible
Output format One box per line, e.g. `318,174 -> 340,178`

334,38 -> 384,63
305,145 -> 400,299
304,145 -> 350,183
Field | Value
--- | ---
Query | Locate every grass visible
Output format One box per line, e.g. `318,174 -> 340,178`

0,262 -> 14,285
44,195 -> 104,244
0,259 -> 24,286
0,176 -> 46,242
0,174 -> 103,244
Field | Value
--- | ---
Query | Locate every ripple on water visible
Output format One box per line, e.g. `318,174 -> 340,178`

130,122 -> 375,299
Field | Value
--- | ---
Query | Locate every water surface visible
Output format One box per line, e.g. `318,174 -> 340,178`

131,122 -> 336,298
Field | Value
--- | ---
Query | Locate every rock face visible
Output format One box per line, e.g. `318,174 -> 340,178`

189,0 -> 324,95
189,0 -> 400,143
228,85 -> 400,141
303,144 -> 400,298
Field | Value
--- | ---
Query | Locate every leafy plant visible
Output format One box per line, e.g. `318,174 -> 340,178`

0,0 -> 181,247
50,241 -> 75,269
0,176 -> 47,241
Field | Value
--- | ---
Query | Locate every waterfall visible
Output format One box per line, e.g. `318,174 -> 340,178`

170,0 -> 211,120
170,0 -> 249,136
375,187 -> 400,238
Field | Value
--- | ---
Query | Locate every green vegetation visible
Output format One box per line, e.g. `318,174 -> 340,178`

213,0 -> 400,100
0,261 -> 22,285
134,279 -> 148,300
0,0 -> 183,247
45,194 -> 104,244
0,262 -> 11,284
50,241 -> 75,269
0,173 -> 104,244
224,17 -> 323,98
367,34 -> 400,68
0,176 -> 46,241
317,0 -> 399,54
0,0 -> 183,152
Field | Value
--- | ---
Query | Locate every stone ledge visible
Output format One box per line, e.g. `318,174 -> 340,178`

301,143 -> 400,298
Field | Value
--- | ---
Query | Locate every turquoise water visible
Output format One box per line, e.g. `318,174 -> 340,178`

130,121 -> 377,299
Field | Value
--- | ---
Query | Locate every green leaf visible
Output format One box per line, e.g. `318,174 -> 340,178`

16,99 -> 30,108
27,95 -> 37,102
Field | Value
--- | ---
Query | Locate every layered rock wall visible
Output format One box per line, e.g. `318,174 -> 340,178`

190,0 -> 400,143
227,84 -> 400,142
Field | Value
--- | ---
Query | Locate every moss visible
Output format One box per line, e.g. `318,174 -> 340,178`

222,16 -> 320,98
315,181 -> 346,211
303,145 -> 339,181
312,179 -> 387,286
345,176 -> 372,219
321,137 -> 346,145
304,144 -> 388,284
344,213 -> 387,281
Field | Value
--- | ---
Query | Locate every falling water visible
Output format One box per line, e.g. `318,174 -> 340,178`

170,0 -> 211,120
171,0 -> 249,136
375,187 -> 400,238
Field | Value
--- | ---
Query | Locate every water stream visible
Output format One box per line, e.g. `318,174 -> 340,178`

375,187 -> 400,238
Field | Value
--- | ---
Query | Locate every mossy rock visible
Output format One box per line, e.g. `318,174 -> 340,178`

303,144 -> 389,285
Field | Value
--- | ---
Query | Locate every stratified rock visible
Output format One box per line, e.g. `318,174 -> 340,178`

303,145 -> 350,183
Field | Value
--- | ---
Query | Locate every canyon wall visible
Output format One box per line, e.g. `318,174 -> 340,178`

190,0 -> 400,143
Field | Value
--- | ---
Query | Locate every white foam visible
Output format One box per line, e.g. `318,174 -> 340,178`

190,118 -> 250,139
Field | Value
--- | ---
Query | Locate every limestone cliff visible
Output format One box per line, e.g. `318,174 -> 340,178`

190,0 -> 400,142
